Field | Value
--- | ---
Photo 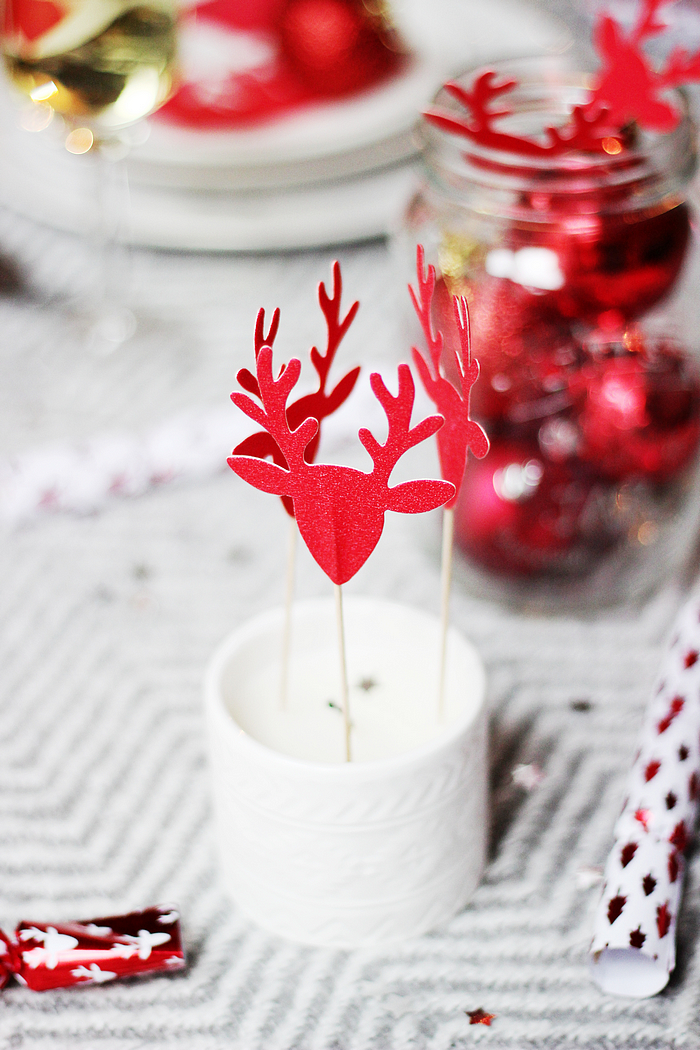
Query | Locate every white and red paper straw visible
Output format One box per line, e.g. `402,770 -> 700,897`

590,596 -> 700,997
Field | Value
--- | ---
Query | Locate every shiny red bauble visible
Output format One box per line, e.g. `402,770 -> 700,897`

574,340 -> 700,481
504,202 -> 691,326
279,0 -> 400,96
454,440 -> 610,576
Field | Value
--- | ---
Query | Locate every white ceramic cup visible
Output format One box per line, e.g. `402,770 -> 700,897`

204,596 -> 488,947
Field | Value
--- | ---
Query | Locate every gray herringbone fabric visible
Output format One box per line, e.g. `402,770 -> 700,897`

1,210 -> 700,1049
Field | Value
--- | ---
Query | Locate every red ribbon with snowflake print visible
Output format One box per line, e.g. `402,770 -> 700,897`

590,597 -> 700,997
0,905 -> 185,991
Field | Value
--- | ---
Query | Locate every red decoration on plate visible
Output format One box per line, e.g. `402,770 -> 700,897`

642,873 -> 657,896
4,906 -> 184,991
158,0 -> 404,130
233,261 -> 360,517
466,1008 -> 496,1026
409,246 -> 489,507
3,0 -> 63,45
228,347 -> 453,584
279,0 -> 399,97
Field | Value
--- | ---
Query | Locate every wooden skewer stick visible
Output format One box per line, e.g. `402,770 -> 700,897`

334,583 -> 352,762
438,507 -> 454,721
280,517 -> 297,710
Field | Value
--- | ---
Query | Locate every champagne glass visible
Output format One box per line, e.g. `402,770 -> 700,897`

0,0 -> 179,348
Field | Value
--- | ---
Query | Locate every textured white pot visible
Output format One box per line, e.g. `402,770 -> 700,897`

204,597 -> 487,948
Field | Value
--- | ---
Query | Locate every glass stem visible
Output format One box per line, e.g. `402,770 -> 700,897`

88,138 -> 136,352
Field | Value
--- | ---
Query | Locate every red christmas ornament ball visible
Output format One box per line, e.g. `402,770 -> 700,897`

454,439 -> 603,576
574,339 -> 700,481
279,0 -> 399,96
506,198 -> 690,325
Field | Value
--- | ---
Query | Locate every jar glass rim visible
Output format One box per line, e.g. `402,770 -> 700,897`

420,56 -> 697,207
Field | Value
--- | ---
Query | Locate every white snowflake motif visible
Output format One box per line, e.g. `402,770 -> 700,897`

157,911 -> 179,925
19,927 -> 79,969
82,924 -> 113,937
71,963 -> 117,984
116,929 -> 171,960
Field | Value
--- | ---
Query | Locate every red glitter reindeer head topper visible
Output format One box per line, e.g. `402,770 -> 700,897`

228,266 -> 455,586
426,0 -> 700,156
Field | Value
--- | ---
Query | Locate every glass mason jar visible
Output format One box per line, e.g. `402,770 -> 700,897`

398,58 -> 700,609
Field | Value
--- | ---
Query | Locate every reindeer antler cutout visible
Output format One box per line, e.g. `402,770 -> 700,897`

409,246 -> 489,508
590,0 -> 700,133
426,0 -> 700,157
426,71 -> 614,158
232,261 -> 361,515
228,346 -> 454,585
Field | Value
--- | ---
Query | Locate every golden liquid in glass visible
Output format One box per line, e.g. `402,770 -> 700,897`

4,4 -> 177,129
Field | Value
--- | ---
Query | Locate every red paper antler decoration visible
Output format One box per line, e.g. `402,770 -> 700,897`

409,246 -> 489,507
426,71 -> 613,157
426,0 -> 700,155
591,0 -> 700,132
228,346 -> 454,584
232,261 -> 361,515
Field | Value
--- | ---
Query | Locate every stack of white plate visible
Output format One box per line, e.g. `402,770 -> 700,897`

0,0 -> 568,251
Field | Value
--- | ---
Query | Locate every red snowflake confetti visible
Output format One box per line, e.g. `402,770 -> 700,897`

657,901 -> 672,938
642,873 -> 657,896
684,650 -> 698,669
608,895 -> 627,923
630,926 -> 646,949
466,1008 -> 496,1026
644,759 -> 661,782
620,843 -> 638,868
